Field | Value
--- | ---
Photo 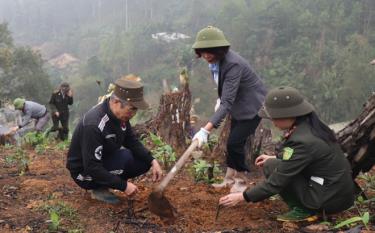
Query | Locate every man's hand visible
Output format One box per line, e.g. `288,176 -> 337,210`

67,89 -> 73,97
124,181 -> 138,196
192,127 -> 210,147
255,154 -> 276,167
151,159 -> 163,182
219,192 -> 246,207
55,112 -> 60,117
8,126 -> 19,135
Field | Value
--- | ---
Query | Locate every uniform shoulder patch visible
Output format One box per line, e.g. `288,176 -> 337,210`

282,147 -> 294,160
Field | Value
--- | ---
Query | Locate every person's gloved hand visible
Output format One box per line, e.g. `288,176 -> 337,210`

192,127 -> 210,147
214,98 -> 221,112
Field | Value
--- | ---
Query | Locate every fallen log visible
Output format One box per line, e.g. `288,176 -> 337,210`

337,93 -> 375,178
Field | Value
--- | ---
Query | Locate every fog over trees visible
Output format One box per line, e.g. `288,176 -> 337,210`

0,0 -> 374,124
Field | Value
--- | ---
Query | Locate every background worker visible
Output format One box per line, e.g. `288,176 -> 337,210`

48,82 -> 73,140
11,98 -> 49,136
219,87 -> 354,222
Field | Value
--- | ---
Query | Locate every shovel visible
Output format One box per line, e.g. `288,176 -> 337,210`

148,140 -> 199,219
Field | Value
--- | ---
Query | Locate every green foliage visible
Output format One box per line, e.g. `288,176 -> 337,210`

334,212 -> 369,229
206,134 -> 219,151
5,148 -> 29,175
357,172 -> 375,192
34,144 -> 47,154
41,201 -> 82,233
332,173 -> 375,230
23,131 -> 46,147
190,159 -> 221,183
42,201 -> 77,219
48,210 -> 60,232
1,0 -> 375,125
56,139 -> 71,151
0,23 -> 51,103
148,133 -> 176,169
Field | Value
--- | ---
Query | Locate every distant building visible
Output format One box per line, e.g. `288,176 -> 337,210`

151,32 -> 190,43
48,53 -> 80,69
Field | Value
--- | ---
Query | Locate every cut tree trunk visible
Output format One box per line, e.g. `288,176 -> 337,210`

210,117 -> 273,172
133,70 -> 192,154
337,93 -> 375,178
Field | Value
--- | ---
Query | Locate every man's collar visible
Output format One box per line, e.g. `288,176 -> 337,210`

104,99 -> 120,125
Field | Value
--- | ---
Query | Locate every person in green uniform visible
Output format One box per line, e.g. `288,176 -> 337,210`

219,86 -> 354,222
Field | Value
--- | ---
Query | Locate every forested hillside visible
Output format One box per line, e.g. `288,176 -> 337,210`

0,0 -> 374,124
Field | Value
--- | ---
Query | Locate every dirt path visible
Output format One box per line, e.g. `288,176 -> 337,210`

0,144 -> 369,233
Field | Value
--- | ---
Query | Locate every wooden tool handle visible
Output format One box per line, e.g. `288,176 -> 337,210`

156,140 -> 199,192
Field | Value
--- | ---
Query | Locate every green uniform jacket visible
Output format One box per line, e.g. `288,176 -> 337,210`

244,120 -> 354,212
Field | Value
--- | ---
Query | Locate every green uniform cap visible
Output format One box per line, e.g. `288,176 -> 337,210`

13,98 -> 25,110
258,86 -> 314,119
192,26 -> 230,49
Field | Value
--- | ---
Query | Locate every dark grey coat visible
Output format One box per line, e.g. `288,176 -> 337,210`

210,50 -> 266,127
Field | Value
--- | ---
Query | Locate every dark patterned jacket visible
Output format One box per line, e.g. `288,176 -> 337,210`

66,99 -> 154,191
49,90 -> 73,116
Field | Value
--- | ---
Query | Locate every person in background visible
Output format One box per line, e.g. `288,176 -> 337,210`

192,26 -> 267,193
11,98 -> 50,136
48,82 -> 73,140
219,86 -> 354,222
66,77 -> 163,204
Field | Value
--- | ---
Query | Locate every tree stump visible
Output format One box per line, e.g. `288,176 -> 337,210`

210,117 -> 272,173
210,116 -> 231,162
337,93 -> 375,178
134,69 -> 192,154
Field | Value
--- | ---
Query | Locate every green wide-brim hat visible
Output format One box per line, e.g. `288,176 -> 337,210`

192,26 -> 230,49
113,78 -> 149,110
13,98 -> 25,110
258,86 -> 314,119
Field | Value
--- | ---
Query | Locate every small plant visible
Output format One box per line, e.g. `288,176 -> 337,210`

334,211 -> 369,230
357,173 -> 375,192
5,148 -> 29,175
149,133 -> 176,169
41,201 -> 81,232
35,144 -> 46,154
3,143 -> 14,150
191,159 -> 221,183
48,210 -> 60,232
56,139 -> 70,151
41,201 -> 77,219
23,131 -> 46,146
206,134 -> 219,151
333,175 -> 374,231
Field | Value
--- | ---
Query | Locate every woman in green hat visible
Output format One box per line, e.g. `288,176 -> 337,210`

219,86 -> 354,222
192,26 -> 267,193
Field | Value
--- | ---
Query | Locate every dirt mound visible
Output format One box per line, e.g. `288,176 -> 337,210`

0,144 -> 371,232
